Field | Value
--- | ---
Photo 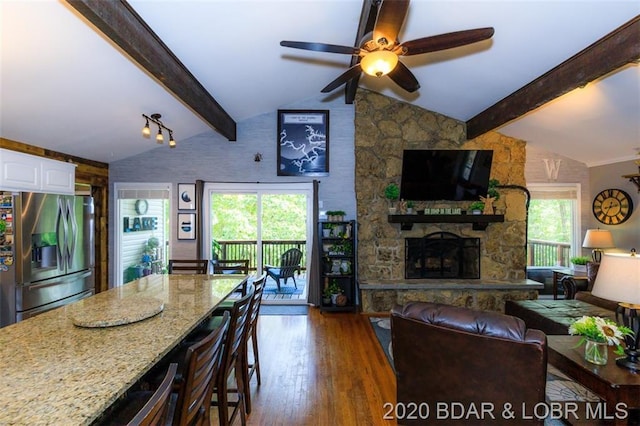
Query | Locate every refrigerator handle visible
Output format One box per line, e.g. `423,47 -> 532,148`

56,197 -> 65,271
66,198 -> 77,269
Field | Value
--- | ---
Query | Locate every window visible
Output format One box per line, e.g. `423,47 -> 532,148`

527,184 -> 581,267
114,183 -> 171,286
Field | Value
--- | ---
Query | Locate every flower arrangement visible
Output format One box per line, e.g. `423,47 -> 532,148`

569,316 -> 633,355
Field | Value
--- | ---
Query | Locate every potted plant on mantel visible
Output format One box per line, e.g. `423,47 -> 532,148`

406,200 -> 415,214
384,183 -> 400,214
469,201 -> 485,215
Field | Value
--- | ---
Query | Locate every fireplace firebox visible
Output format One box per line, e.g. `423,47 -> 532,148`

405,232 -> 480,279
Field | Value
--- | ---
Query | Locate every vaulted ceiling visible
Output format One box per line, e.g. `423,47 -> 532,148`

1,1 -> 639,165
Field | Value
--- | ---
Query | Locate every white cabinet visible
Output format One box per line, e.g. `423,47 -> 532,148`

0,149 -> 40,191
40,157 -> 75,194
0,149 -> 76,194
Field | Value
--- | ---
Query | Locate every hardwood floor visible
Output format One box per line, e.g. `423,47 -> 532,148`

212,307 -> 397,425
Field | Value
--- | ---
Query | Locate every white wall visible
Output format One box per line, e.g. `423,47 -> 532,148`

588,160 -> 640,252
109,94 -> 356,283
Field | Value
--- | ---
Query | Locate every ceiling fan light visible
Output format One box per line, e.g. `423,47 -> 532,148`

361,50 -> 398,77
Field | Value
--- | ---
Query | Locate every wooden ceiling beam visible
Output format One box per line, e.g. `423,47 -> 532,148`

65,0 -> 236,141
466,15 -> 640,140
345,0 -> 379,104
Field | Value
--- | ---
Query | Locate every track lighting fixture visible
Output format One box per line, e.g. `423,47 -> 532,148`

141,113 -> 176,148
142,117 -> 151,138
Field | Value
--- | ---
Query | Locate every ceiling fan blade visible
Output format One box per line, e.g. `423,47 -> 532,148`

280,41 -> 360,55
372,0 -> 410,47
398,27 -> 495,56
321,65 -> 363,93
387,61 -> 420,93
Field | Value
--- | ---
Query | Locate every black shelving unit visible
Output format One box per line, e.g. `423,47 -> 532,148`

319,220 -> 357,312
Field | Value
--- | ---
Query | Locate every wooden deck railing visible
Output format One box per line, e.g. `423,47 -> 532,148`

216,239 -> 569,270
216,240 -> 306,273
527,239 -> 571,267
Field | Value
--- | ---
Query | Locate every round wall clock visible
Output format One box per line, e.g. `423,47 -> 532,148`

592,188 -> 634,225
135,199 -> 149,215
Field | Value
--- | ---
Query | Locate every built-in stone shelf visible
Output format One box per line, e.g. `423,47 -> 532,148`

388,214 -> 505,230
360,279 -> 543,291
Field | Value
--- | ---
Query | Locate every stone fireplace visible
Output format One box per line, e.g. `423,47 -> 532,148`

354,90 -> 540,313
405,232 -> 480,279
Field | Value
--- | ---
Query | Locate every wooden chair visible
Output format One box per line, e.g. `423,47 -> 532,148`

241,273 -> 266,414
98,363 -> 178,426
168,259 -> 208,274
127,363 -> 177,426
213,259 -> 249,275
172,311 -> 230,426
211,289 -> 253,426
264,248 -> 303,290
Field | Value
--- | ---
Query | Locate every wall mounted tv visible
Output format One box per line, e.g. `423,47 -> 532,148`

400,150 -> 494,201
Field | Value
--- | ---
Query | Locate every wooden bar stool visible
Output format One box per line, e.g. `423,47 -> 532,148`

97,363 -> 177,426
129,362 -> 177,426
241,273 -> 266,414
168,259 -> 208,274
172,311 -> 230,426
211,290 -> 253,426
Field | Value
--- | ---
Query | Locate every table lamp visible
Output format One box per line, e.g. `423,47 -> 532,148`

582,229 -> 615,263
591,250 -> 640,371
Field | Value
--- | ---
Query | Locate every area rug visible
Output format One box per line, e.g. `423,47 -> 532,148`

369,317 -> 600,404
259,304 -> 308,315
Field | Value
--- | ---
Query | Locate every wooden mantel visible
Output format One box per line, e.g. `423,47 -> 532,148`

388,213 -> 505,230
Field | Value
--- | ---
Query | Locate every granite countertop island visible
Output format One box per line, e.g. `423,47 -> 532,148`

0,274 -> 247,425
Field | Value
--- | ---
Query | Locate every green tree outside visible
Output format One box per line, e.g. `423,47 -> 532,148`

211,193 -> 307,241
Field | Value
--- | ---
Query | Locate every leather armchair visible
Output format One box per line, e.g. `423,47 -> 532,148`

391,301 -> 547,425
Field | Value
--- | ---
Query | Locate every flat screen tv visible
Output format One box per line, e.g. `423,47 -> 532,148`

399,150 -> 493,201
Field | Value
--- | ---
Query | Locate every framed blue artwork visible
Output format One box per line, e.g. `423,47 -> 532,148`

277,109 -> 329,176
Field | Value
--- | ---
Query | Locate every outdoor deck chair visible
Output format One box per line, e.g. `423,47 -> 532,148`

264,248 -> 302,291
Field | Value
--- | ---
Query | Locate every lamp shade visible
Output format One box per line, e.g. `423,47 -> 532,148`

360,50 -> 398,77
582,229 -> 615,249
591,253 -> 640,305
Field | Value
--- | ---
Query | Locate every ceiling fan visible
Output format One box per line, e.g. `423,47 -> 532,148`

280,0 -> 494,93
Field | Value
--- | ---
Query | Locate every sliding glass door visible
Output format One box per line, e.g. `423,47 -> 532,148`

204,183 -> 313,303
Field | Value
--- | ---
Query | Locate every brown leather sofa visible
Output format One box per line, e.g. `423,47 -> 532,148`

391,301 -> 547,425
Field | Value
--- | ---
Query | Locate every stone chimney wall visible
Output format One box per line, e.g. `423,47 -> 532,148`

355,90 -> 528,286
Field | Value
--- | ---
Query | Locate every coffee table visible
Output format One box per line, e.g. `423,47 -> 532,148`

547,336 -> 640,425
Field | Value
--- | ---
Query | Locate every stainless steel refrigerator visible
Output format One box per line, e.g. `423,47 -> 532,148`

0,192 -> 94,327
